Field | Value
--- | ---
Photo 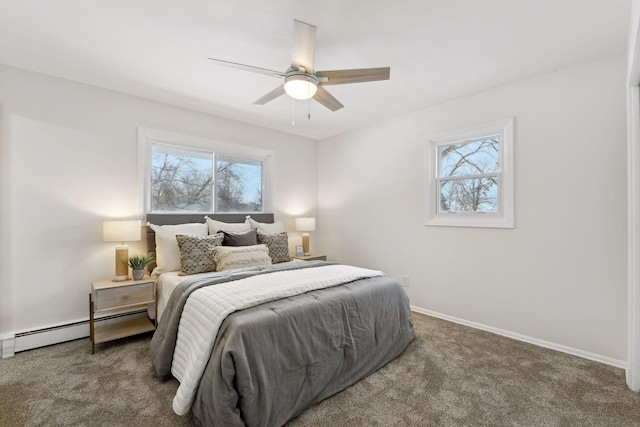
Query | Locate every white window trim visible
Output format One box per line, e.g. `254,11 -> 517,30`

137,127 -> 274,217
424,118 -> 514,228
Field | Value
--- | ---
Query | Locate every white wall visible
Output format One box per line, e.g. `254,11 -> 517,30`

0,65 -> 317,336
318,56 -> 628,364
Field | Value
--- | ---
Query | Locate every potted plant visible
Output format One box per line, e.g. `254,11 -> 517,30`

128,254 -> 150,280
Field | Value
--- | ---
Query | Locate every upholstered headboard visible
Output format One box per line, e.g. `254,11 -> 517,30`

145,213 -> 275,254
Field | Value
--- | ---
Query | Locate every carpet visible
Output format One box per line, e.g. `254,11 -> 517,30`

1,312 -> 639,426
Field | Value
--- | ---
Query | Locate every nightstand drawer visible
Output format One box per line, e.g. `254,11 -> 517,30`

94,282 -> 154,311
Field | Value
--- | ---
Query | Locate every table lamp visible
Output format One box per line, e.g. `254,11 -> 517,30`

295,217 -> 316,256
103,219 -> 141,281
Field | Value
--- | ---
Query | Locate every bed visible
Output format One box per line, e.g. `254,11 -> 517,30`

148,213 -> 415,427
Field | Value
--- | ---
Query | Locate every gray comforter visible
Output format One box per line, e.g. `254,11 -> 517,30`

151,261 -> 415,426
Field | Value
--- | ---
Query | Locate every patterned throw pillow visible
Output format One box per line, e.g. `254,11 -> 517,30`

176,233 -> 224,275
257,231 -> 291,264
214,244 -> 272,271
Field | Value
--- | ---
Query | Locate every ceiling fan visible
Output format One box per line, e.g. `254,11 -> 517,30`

208,20 -> 390,112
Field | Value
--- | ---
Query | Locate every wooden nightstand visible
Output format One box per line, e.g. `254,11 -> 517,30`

90,277 -> 156,354
292,254 -> 327,261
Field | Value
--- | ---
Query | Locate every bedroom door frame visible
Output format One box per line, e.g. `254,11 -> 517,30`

627,0 -> 640,393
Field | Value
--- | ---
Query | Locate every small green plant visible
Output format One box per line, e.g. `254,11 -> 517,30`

128,254 -> 150,270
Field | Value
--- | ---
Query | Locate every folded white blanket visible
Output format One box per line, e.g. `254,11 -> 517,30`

170,264 -> 384,415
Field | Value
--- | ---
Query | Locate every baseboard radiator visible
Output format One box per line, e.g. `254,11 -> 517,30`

1,310 -> 148,358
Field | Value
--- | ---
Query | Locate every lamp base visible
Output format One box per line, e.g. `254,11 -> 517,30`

302,233 -> 310,256
114,245 -> 129,282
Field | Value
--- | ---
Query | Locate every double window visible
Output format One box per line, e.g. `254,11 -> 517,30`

139,128 -> 272,214
425,118 -> 514,228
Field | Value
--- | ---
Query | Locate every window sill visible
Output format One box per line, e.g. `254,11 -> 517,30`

425,213 -> 514,229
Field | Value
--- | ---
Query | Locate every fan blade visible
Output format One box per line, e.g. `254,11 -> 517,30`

313,86 -> 344,111
316,67 -> 390,85
291,20 -> 317,73
208,58 -> 286,78
254,85 -> 286,105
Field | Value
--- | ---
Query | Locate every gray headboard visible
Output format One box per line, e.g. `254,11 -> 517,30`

145,213 -> 275,255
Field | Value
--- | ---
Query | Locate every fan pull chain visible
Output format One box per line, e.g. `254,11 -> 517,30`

291,98 -> 295,127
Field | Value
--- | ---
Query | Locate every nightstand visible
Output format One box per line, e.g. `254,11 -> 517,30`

292,254 -> 327,261
90,277 -> 156,354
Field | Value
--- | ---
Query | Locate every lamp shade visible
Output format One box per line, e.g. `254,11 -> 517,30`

103,220 -> 141,243
295,217 -> 316,232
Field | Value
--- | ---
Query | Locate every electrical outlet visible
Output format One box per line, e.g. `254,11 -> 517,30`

401,275 -> 410,287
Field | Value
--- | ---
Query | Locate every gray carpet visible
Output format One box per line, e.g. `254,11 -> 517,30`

1,313 -> 639,426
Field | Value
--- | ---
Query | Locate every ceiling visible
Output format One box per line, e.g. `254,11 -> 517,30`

0,0 -> 631,140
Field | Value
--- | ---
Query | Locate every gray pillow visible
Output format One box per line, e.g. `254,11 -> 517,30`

222,228 -> 258,246
257,231 -> 291,264
176,232 -> 224,275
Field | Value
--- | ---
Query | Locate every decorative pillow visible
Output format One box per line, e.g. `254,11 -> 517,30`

222,228 -> 258,246
257,231 -> 291,264
214,244 -> 272,272
247,216 -> 285,233
206,217 -> 251,234
176,233 -> 224,275
149,222 -> 208,275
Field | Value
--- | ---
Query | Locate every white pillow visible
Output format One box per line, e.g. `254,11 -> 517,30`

150,222 -> 208,275
247,216 -> 285,233
206,217 -> 251,234
214,244 -> 272,272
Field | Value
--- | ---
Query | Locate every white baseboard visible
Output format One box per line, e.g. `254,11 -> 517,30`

4,305 -> 626,370
1,311 -> 148,357
411,305 -> 627,370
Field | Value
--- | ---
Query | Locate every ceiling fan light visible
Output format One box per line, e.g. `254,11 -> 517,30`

284,75 -> 318,100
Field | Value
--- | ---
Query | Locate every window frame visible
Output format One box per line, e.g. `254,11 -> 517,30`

137,127 -> 274,216
424,118 -> 514,228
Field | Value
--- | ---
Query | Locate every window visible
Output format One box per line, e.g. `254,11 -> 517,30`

151,144 -> 214,212
216,155 -> 263,213
138,128 -> 272,214
425,118 -> 514,228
